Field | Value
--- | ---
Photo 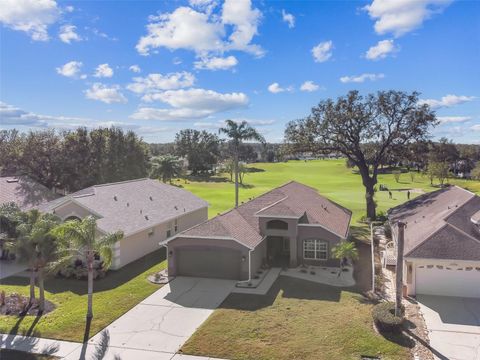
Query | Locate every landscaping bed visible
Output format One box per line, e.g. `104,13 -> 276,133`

0,292 -> 55,316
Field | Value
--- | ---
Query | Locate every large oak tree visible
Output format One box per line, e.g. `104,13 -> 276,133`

285,90 -> 437,220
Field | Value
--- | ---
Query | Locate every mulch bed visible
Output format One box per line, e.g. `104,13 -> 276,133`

0,293 -> 55,316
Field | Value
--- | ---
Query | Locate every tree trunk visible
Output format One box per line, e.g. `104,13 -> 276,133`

365,184 -> 376,220
38,267 -> 45,312
234,149 -> 239,208
29,267 -> 36,304
87,258 -> 94,319
395,222 -> 405,317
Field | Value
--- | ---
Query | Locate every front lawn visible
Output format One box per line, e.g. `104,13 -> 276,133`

181,276 -> 411,360
0,250 -> 166,342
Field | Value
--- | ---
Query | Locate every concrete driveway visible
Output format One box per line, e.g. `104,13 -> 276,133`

63,277 -> 235,360
417,295 -> 480,360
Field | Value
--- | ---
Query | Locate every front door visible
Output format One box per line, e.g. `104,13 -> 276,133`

267,237 -> 290,267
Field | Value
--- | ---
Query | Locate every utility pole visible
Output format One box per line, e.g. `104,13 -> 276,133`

395,221 -> 406,317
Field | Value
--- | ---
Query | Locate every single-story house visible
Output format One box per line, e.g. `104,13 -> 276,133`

388,185 -> 480,298
39,178 -> 208,269
0,176 -> 59,210
162,181 -> 352,281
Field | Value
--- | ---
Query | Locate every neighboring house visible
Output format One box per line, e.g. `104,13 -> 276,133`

387,185 -> 480,298
40,179 -> 208,269
0,176 -> 59,210
162,181 -> 352,281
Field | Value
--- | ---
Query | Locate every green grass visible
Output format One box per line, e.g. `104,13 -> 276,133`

181,277 -> 411,360
0,250 -> 166,342
180,159 -> 480,224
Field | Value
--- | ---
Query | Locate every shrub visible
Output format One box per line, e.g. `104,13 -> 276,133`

372,302 -> 404,333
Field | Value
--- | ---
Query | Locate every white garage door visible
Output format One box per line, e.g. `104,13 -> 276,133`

416,264 -> 480,298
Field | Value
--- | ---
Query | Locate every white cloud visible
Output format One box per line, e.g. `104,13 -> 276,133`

194,55 -> 238,70
471,124 -> 480,132
300,81 -> 320,92
0,0 -> 60,41
129,65 -> 141,73
64,5 -> 74,13
127,72 -> 195,95
0,101 -> 170,136
268,82 -> 293,94
59,24 -> 82,43
136,0 -> 263,58
437,116 -> 472,124
94,63 -> 114,78
365,39 -> 399,60
420,95 -> 476,109
312,41 -> 333,63
194,118 -> 275,129
364,0 -> 453,37
85,83 -> 127,104
56,60 -> 84,78
282,9 -> 295,28
189,0 -> 218,15
130,88 -> 248,121
340,73 -> 385,83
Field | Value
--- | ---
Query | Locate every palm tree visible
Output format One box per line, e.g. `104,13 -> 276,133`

150,155 -> 183,184
219,120 -> 265,207
332,241 -> 359,273
13,210 -> 60,309
51,216 -> 123,319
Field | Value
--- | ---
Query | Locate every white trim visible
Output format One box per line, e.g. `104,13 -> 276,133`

298,223 -> 346,240
405,257 -> 480,265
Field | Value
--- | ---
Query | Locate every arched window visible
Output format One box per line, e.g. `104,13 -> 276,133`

64,215 -> 81,222
266,219 -> 288,230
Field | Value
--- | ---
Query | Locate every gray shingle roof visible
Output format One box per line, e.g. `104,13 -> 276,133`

0,176 -> 59,210
388,185 -> 480,260
178,181 -> 352,249
41,178 -> 208,235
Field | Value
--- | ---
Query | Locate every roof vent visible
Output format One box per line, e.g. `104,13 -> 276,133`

184,208 -> 186,212
140,209 -> 143,214
114,195 -> 118,201
127,202 -> 129,207
149,196 -> 153,201
174,205 -> 178,210
145,215 -> 149,220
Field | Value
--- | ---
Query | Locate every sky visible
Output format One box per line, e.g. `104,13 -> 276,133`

0,0 -> 479,144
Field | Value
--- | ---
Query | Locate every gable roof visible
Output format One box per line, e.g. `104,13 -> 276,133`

0,176 -> 59,210
40,178 -> 208,236
388,185 -> 480,260
175,181 -> 352,249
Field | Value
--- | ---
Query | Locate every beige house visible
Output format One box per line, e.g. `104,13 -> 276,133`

40,179 -> 208,269
387,185 -> 480,298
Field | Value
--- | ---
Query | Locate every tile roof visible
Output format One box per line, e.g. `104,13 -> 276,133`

177,181 -> 352,249
388,185 -> 480,260
41,178 -> 208,235
0,176 -> 59,210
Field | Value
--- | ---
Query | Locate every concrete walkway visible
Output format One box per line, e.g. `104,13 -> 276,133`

1,277 -> 234,359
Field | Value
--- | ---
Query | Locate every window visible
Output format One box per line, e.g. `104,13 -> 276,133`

174,219 -> 178,233
266,220 -> 288,230
303,239 -> 328,260
166,229 -> 172,238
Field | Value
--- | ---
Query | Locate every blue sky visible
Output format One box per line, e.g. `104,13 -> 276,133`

1,0 -> 479,143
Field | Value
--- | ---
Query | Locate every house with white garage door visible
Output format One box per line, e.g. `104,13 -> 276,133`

387,185 -> 480,298
39,178 -> 208,269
